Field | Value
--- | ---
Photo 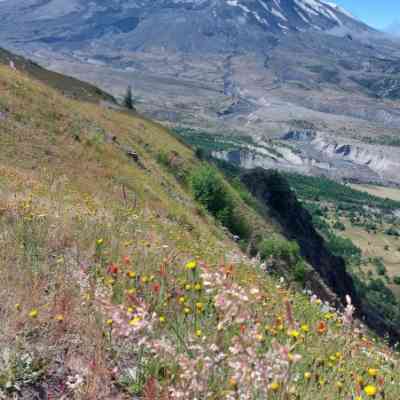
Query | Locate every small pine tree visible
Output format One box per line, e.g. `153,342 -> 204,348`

123,85 -> 135,110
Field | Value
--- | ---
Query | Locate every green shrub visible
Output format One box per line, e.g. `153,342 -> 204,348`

259,237 -> 301,264
189,165 -> 250,238
385,227 -> 400,237
372,258 -> 387,276
190,165 -> 232,216
376,263 -> 387,276
293,261 -> 307,284
195,147 -> 206,160
156,151 -> 170,167
394,276 -> 400,285
327,234 -> 361,263
333,221 -> 346,231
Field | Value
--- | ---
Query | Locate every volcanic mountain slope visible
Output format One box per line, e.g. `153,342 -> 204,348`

1,49 -> 400,400
1,0 -> 400,185
0,0 -> 371,48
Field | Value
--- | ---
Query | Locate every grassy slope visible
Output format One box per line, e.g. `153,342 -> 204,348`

0,65 -> 399,399
0,47 -> 115,103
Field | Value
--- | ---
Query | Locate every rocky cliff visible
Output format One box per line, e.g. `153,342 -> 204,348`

241,168 -> 400,342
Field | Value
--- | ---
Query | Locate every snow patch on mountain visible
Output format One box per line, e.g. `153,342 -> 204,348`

320,1 -> 356,19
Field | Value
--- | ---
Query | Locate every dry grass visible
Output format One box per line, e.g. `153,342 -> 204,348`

0,65 -> 399,399
339,222 -> 400,277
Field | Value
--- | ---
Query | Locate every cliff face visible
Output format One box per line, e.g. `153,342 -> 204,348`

241,168 -> 400,342
241,168 -> 360,307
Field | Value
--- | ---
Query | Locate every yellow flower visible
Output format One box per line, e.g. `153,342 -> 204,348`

255,334 -> 264,342
364,385 -> 377,397
178,296 -> 186,304
185,284 -> 192,291
159,315 -> 166,323
269,382 -> 280,391
127,271 -> 136,278
304,372 -> 311,380
129,316 -> 141,326
96,238 -> 104,245
105,277 -> 115,285
195,329 -> 202,337
196,302 -> 204,312
335,381 -> 343,390
127,307 -> 135,314
324,312 -> 334,320
127,288 -> 136,295
368,368 -> 379,377
301,324 -> 309,333
141,276 -> 149,284
83,292 -> 91,301
106,319 -> 113,326
185,260 -> 197,270
194,283 -> 202,291
15,303 -> 21,311
287,329 -> 300,339
55,314 -> 64,322
184,307 -> 191,315
29,308 -> 38,318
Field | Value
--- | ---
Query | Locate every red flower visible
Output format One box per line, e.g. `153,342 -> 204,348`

108,264 -> 119,274
152,283 -> 161,293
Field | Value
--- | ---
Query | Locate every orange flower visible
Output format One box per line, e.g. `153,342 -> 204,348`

316,320 -> 327,334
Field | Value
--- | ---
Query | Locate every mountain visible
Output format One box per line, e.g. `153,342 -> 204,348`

1,49 -> 400,399
386,20 -> 400,37
1,1 -> 400,181
0,0 -> 371,50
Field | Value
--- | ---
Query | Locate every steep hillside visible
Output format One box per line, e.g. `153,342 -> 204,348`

0,47 -> 115,104
0,63 -> 400,399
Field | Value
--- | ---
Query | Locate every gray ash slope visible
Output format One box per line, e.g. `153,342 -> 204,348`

0,0 -> 371,50
1,0 -> 400,185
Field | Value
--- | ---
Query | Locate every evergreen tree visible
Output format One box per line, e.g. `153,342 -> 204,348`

123,85 -> 135,110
